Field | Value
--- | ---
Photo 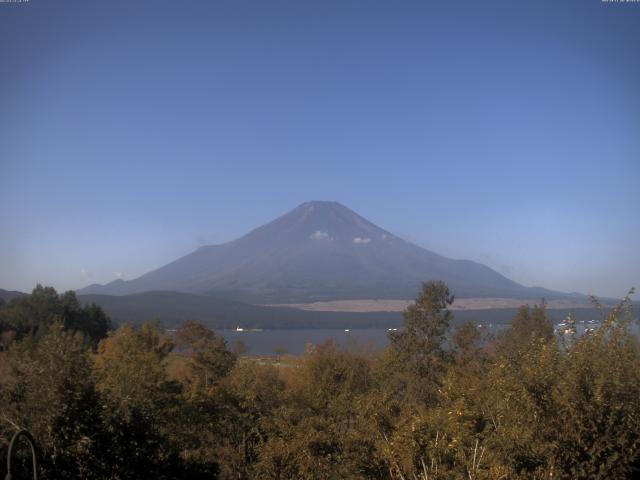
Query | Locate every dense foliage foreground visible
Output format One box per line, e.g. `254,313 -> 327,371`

1,283 -> 639,479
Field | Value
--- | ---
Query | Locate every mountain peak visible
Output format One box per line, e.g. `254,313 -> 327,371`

256,200 -> 390,247
300,200 -> 345,207
77,202 -> 574,303
291,200 -> 355,218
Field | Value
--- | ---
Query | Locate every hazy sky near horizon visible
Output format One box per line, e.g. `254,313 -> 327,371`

1,0 -> 638,298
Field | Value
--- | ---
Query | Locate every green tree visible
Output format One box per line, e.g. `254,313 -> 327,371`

257,341 -> 384,479
93,322 -> 183,479
386,280 -> 454,405
60,291 -> 112,346
176,320 -> 236,394
0,285 -> 111,345
0,323 -> 106,479
547,294 -> 640,479
0,285 -> 61,339
498,304 -> 554,360
215,362 -> 285,479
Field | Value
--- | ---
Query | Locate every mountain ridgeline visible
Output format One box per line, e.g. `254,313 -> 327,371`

78,201 -> 577,303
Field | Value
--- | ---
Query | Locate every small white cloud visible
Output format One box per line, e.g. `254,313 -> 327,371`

353,237 -> 371,244
310,230 -> 330,240
115,272 -> 124,279
80,268 -> 93,278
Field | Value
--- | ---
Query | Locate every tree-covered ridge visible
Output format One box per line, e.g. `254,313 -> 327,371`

1,282 -> 639,479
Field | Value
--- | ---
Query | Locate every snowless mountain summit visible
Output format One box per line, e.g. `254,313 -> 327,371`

78,201 -> 573,303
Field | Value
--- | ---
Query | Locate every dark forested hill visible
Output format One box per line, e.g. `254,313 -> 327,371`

77,291 -> 403,329
0,288 -> 27,302
76,290 -> 620,330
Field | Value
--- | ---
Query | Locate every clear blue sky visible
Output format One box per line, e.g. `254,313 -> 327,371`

1,0 -> 638,298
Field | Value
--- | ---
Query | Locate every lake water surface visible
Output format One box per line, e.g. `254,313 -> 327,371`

220,320 -> 639,356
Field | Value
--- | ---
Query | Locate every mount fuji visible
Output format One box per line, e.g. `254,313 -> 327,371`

78,201 -> 576,303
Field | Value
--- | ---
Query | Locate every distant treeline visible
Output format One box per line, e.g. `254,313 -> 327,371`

76,291 -> 635,330
76,291 -> 404,330
0,288 -> 632,331
1,282 -> 639,479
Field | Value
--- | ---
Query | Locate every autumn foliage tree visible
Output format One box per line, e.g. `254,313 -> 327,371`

1,284 -> 639,479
